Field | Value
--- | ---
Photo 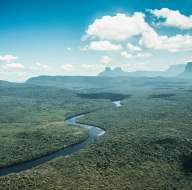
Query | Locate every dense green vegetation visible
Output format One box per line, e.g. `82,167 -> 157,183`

0,84 -> 109,168
26,75 -> 192,91
77,92 -> 131,101
0,122 -> 87,167
148,93 -> 175,99
0,85 -> 109,123
0,77 -> 192,189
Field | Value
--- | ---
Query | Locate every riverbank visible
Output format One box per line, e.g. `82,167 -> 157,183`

0,111 -> 106,176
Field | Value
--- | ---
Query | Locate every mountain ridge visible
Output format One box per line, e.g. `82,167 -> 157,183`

98,64 -> 186,77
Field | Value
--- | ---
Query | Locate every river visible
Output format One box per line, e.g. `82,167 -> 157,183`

0,101 -> 121,176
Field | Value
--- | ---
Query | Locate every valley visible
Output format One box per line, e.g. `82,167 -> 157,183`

1,1 -> 192,189
0,76 -> 192,189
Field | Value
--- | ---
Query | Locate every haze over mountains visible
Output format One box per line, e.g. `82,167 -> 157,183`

98,63 -> 187,78
24,62 -> 192,92
180,62 -> 192,78
25,62 -> 191,87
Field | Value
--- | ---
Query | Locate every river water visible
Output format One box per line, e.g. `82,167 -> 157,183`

0,101 -> 121,176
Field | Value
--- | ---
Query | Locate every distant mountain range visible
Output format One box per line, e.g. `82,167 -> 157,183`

4,62 -> 190,89
179,62 -> 192,78
98,67 -> 128,77
98,64 -> 187,78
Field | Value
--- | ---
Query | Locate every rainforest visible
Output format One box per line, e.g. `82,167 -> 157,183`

1,0 -> 192,189
0,76 -> 192,189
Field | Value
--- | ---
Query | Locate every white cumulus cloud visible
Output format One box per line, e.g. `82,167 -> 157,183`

121,51 -> 133,59
149,8 -> 192,29
87,40 -> 122,51
0,54 -> 19,63
85,13 -> 150,41
140,27 -> 192,52
127,43 -> 142,52
84,11 -> 192,53
121,51 -> 152,59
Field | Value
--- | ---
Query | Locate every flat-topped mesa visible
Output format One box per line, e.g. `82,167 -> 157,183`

98,64 -> 187,78
184,62 -> 192,73
105,67 -> 112,72
179,62 -> 192,78
113,67 -> 123,72
98,67 -> 128,77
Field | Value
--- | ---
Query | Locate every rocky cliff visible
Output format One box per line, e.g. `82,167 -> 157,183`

180,62 -> 192,78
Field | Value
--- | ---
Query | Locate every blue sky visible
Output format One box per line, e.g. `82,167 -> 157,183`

0,0 -> 192,81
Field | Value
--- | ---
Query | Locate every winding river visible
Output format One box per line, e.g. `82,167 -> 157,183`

113,100 -> 122,107
0,101 -> 121,176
